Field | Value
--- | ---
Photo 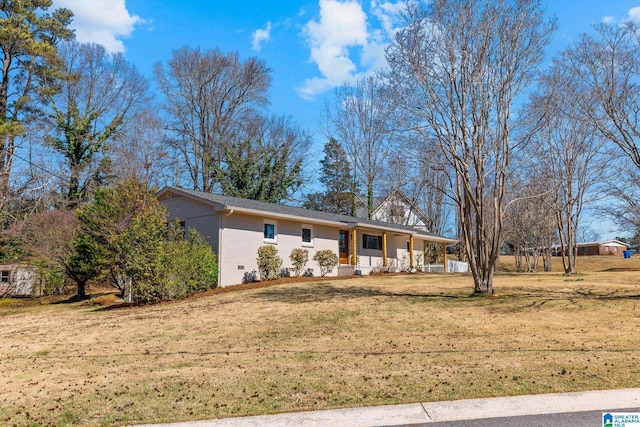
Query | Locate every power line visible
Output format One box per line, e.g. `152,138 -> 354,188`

11,150 -> 72,185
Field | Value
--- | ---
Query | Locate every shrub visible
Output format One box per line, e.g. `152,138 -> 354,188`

163,229 -> 218,297
289,248 -> 309,277
66,179 -> 218,304
257,245 -> 282,280
130,228 -> 218,304
415,252 -> 424,272
313,249 -> 338,277
39,265 -> 67,296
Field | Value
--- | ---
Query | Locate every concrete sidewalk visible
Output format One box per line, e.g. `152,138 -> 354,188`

133,388 -> 640,426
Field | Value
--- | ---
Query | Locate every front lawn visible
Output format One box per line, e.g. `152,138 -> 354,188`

1,256 -> 639,426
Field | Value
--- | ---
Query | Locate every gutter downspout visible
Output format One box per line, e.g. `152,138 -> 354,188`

218,209 -> 234,287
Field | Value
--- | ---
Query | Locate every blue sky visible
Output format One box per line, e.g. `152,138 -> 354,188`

50,0 -> 640,239
50,0 -> 640,134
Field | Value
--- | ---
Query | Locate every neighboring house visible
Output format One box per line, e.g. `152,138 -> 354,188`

157,187 -> 457,287
356,189 -> 432,230
0,264 -> 41,297
552,240 -> 630,257
576,240 -> 629,257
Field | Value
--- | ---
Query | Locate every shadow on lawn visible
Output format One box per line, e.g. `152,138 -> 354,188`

52,294 -> 92,304
249,282 -> 477,304
248,282 -> 640,305
574,287 -> 640,300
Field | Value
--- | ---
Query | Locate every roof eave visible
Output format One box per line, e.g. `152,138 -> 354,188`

157,186 -> 457,243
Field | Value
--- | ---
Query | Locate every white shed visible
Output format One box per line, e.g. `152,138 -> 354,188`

0,264 -> 41,297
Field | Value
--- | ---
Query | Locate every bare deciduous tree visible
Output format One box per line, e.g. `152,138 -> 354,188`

322,76 -> 396,219
386,0 -> 555,293
110,108 -> 172,189
559,22 -> 640,168
379,151 -> 451,235
607,167 -> 640,243
155,47 -> 271,192
16,209 -> 77,266
558,22 -> 640,241
503,175 -> 556,272
524,69 -> 607,274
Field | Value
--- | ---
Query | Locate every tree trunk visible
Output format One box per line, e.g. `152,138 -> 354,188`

543,249 -> 552,272
367,181 -> 374,219
0,134 -> 14,206
77,279 -> 87,299
515,249 -> 522,272
68,171 -> 80,207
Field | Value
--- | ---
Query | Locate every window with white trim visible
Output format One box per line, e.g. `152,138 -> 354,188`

301,224 -> 313,247
263,220 -> 277,243
0,270 -> 9,283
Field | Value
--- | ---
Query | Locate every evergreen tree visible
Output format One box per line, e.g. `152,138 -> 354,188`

69,179 -> 217,300
304,138 -> 358,215
0,0 -> 73,214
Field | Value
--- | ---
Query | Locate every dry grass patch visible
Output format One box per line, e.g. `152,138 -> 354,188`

1,256 -> 640,426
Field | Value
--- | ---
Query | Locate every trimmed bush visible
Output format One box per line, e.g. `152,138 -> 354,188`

129,228 -> 218,304
313,249 -> 338,277
257,245 -> 282,280
289,248 -> 309,277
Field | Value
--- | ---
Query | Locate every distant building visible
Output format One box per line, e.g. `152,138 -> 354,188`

553,240 -> 630,257
0,264 -> 41,297
576,240 -> 629,256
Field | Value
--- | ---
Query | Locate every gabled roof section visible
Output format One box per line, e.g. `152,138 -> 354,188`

356,189 -> 430,221
156,186 -> 456,243
373,189 -> 431,223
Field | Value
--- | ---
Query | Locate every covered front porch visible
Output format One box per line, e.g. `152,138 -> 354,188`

337,226 -> 452,275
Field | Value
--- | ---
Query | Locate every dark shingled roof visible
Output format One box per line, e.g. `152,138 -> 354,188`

159,186 -> 455,243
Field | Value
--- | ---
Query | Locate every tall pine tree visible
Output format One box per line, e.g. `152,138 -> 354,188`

0,0 -> 73,214
304,138 -> 358,215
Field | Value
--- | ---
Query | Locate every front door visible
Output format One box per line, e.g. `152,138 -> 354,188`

339,230 -> 349,264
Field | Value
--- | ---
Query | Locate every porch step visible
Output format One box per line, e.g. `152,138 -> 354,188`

338,266 -> 355,277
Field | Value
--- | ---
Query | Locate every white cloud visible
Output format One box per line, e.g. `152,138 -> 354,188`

252,22 -> 272,52
601,15 -> 615,24
371,0 -> 406,35
52,0 -> 143,52
298,0 -> 406,99
600,5 -> 640,25
628,6 -> 640,23
299,0 -> 368,98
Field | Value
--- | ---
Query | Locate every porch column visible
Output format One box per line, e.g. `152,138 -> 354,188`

442,242 -> 448,273
351,228 -> 357,266
409,235 -> 415,269
382,232 -> 387,267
